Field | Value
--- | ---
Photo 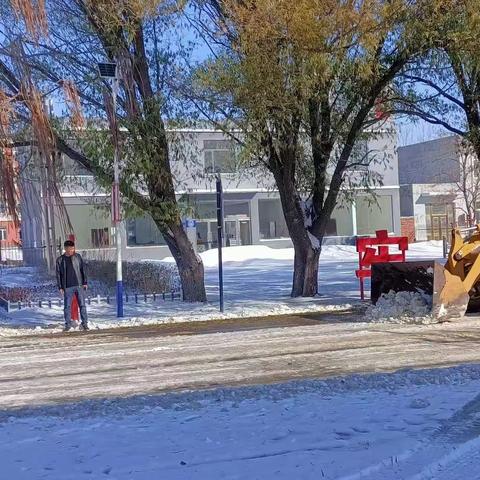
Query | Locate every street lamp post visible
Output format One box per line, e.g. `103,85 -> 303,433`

98,62 -> 124,318
216,173 -> 224,312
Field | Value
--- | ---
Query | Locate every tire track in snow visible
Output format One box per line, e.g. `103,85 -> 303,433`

338,393 -> 480,480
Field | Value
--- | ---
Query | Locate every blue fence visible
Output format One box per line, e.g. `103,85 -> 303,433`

0,290 -> 182,313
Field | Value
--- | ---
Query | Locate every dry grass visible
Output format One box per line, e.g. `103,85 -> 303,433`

0,90 -> 14,144
20,83 -> 54,160
0,148 -> 20,226
11,0 -> 48,41
63,80 -> 85,129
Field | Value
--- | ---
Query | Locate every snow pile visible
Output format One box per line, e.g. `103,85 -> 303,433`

160,240 -> 442,269
160,245 -> 295,267
365,290 -> 436,324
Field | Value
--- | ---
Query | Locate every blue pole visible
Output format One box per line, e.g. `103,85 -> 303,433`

116,280 -> 124,317
216,174 -> 224,313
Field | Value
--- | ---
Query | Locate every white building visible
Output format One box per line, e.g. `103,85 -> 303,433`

21,127 -> 402,261
398,135 -> 476,242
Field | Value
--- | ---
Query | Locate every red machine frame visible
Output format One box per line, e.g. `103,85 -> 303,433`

355,230 -> 408,300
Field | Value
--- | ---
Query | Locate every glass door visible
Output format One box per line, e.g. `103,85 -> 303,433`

225,220 -> 238,246
239,220 -> 251,245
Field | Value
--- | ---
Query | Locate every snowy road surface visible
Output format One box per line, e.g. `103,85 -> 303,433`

2,312 -> 480,409
2,365 -> 480,479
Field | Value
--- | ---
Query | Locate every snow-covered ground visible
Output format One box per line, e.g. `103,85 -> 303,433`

0,266 -> 48,287
0,241 -> 444,332
2,240 -> 480,479
2,364 -> 480,480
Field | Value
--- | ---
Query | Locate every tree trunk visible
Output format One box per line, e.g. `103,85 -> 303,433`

272,165 -> 320,297
292,244 -> 320,297
162,222 -> 207,302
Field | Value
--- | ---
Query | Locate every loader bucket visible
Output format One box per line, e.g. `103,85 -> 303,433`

371,261 -> 434,304
431,261 -> 470,321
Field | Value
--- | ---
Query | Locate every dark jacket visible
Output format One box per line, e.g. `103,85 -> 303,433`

56,253 -> 87,290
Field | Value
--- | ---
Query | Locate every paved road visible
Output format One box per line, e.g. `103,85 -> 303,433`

2,311 -> 480,409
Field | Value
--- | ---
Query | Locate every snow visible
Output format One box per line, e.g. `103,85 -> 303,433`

0,241 -> 444,333
2,364 -> 480,479
0,239 -> 479,479
0,266 -> 53,288
365,291 -> 435,324
5,312 -> 480,408
161,244 -> 297,267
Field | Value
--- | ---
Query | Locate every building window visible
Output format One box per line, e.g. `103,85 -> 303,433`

356,195 -> 393,235
259,199 -> 289,239
204,140 -> 237,173
329,205 -> 354,236
0,228 -> 6,241
91,228 -> 110,247
126,216 -> 166,246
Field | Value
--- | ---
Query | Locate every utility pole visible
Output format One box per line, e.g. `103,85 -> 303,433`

98,62 -> 124,317
216,174 -> 224,312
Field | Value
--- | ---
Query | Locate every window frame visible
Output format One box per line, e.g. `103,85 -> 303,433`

203,139 -> 237,174
90,228 -> 110,248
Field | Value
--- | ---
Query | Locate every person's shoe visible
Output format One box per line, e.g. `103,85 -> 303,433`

80,324 -> 90,331
63,325 -> 72,332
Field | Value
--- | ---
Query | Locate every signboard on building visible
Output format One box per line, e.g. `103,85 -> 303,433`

183,218 -> 197,228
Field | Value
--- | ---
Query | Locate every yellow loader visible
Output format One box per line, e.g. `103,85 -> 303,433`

432,225 -> 480,321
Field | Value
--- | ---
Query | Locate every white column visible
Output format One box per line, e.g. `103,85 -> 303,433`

351,198 -> 358,236
250,194 -> 261,244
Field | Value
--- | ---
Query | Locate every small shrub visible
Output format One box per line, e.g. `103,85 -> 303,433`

85,260 -> 179,294
0,286 -> 34,303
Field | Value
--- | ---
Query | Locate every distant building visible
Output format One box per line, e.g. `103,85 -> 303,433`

0,205 -> 20,263
398,135 -> 474,242
0,209 -> 19,245
19,126 -> 402,262
0,145 -> 21,262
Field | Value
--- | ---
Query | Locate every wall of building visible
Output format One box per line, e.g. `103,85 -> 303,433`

173,129 -> 400,196
63,191 -> 400,261
170,130 -> 275,194
398,136 -> 461,185
400,217 -> 415,243
397,136 -> 476,241
355,194 -> 394,235
365,128 -> 400,188
61,201 -> 111,250
0,219 -> 20,246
